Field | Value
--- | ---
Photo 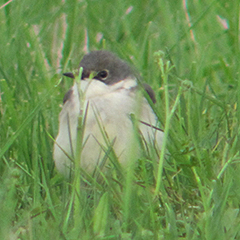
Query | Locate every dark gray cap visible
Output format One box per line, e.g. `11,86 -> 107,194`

79,50 -> 135,85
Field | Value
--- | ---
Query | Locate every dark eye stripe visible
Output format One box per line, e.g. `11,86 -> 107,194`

81,71 -> 90,79
94,70 -> 109,81
98,70 -> 108,79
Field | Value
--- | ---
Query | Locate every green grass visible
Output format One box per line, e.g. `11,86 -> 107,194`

0,0 -> 240,239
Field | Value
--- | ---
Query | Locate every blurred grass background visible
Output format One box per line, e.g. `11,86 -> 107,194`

0,0 -> 240,239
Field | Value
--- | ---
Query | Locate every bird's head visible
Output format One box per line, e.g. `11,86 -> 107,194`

64,50 -> 135,85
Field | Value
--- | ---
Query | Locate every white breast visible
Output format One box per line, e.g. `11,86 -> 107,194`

53,79 -> 163,177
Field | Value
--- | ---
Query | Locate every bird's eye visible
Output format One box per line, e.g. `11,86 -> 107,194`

96,70 -> 108,80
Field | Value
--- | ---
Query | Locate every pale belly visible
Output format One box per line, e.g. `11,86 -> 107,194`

53,81 -> 163,177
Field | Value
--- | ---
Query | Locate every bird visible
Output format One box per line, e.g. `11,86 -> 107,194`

53,50 -> 163,178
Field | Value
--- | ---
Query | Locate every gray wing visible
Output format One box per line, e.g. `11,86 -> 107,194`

143,83 -> 156,104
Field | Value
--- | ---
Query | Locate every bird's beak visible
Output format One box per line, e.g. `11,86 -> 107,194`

63,72 -> 75,79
